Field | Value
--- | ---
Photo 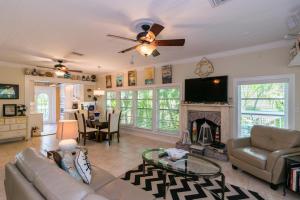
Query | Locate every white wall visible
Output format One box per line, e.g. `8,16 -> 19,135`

0,66 -> 25,116
96,46 -> 300,134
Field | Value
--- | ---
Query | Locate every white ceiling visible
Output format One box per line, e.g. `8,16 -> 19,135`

0,0 -> 299,73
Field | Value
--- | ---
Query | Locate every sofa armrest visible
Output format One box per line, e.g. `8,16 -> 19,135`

227,137 -> 251,155
266,147 -> 300,172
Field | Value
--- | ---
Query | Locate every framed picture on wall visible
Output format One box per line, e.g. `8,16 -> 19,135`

116,74 -> 124,87
128,70 -> 137,86
0,84 -> 19,99
162,65 -> 172,84
3,104 -> 17,117
106,75 -> 112,88
144,67 -> 155,85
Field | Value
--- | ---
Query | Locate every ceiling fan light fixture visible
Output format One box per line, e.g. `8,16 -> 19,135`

55,70 -> 65,77
136,43 -> 157,56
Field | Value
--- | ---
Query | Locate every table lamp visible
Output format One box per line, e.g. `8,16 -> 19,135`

56,120 -> 78,151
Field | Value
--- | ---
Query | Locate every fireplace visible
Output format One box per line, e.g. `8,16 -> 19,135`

180,103 -> 232,143
188,111 -> 221,143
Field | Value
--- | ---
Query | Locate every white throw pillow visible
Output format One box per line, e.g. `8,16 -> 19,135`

75,150 -> 92,184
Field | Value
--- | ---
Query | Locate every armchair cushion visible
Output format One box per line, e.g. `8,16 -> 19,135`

232,147 -> 270,170
251,125 -> 300,152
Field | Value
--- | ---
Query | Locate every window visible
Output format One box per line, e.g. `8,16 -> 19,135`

236,75 -> 294,138
106,91 -> 117,110
120,91 -> 133,125
136,89 -> 153,129
158,88 -> 180,132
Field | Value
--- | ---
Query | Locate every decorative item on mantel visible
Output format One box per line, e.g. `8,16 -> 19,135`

194,57 -> 214,77
198,122 -> 213,146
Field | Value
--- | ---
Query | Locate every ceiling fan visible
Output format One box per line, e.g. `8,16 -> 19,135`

107,23 -> 185,57
36,59 -> 83,75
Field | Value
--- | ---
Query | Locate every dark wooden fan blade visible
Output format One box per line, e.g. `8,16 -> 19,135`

152,49 -> 160,57
118,45 -> 141,53
149,23 -> 164,36
154,39 -> 185,46
107,34 -> 138,42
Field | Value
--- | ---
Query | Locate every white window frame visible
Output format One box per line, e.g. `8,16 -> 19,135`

233,74 -> 295,138
120,90 -> 134,126
105,83 -> 182,136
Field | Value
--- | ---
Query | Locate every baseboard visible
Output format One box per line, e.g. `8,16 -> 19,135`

121,128 -> 179,144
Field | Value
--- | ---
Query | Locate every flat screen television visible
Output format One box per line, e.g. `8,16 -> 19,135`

185,76 -> 228,103
0,84 -> 19,99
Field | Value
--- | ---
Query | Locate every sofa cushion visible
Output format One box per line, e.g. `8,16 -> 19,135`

84,194 -> 109,200
251,125 -> 300,152
96,179 -> 154,200
33,158 -> 94,200
15,147 -> 54,182
232,147 -> 270,170
90,167 -> 115,191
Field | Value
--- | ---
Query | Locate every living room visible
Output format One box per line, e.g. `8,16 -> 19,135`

1,0 -> 300,200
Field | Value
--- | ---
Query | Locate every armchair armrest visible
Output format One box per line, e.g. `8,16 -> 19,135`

266,147 -> 300,172
227,137 -> 251,155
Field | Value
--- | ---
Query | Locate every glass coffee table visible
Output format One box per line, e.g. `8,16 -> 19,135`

142,148 -> 225,200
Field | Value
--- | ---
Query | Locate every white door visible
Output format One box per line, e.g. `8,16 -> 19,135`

35,86 -> 56,124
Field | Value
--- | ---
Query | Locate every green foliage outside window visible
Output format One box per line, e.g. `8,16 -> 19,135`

158,88 -> 180,132
240,82 -> 287,137
136,90 -> 153,129
120,91 -> 133,125
106,91 -> 117,110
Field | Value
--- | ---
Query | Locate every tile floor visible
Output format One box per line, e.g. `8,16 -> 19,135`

0,133 -> 299,200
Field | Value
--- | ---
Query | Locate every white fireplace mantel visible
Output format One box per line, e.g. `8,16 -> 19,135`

180,103 -> 233,143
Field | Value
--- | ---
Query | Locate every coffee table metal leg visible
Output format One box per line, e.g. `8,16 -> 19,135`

221,173 -> 225,200
162,169 -> 167,199
143,160 -> 146,175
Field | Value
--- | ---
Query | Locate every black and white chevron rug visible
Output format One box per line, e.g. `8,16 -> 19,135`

121,164 -> 265,200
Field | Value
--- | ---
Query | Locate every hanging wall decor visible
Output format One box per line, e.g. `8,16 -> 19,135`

116,74 -> 124,87
128,70 -> 137,86
144,67 -> 155,85
194,57 -> 214,77
106,75 -> 112,88
161,65 -> 172,84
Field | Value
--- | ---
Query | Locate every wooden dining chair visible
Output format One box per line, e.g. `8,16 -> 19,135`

74,112 -> 99,146
99,111 -> 121,146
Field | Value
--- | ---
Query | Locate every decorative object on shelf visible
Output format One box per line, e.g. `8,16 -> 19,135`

91,75 -> 96,82
24,68 -> 31,75
162,65 -> 172,84
81,75 -> 86,81
144,67 -> 155,85
45,71 -> 54,77
106,75 -> 112,88
194,57 -> 214,77
3,104 -> 17,117
17,104 -> 27,116
38,71 -> 45,76
128,70 -> 137,86
0,84 -> 19,99
32,69 -> 39,76
192,121 -> 198,143
56,120 -> 79,152
85,76 -> 90,81
116,74 -> 124,87
198,122 -> 213,146
64,72 -> 72,79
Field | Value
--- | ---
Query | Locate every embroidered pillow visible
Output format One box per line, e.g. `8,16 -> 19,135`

75,150 -> 92,184
61,152 -> 83,182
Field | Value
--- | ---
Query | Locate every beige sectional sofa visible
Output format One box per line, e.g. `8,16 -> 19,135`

4,148 -> 154,200
227,125 -> 300,189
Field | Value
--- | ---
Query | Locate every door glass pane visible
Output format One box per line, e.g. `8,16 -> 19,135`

36,93 -> 50,121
